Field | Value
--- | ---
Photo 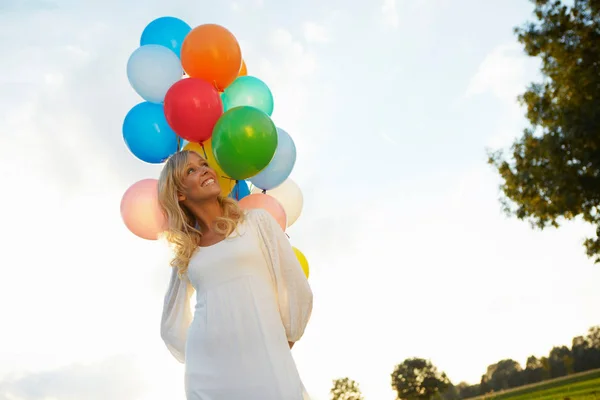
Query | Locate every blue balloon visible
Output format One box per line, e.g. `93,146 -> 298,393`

222,76 -> 274,116
140,17 -> 191,58
123,102 -> 178,164
127,45 -> 182,104
249,127 -> 296,190
229,180 -> 251,201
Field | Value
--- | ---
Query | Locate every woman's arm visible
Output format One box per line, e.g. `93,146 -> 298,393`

160,267 -> 195,363
252,209 -> 314,344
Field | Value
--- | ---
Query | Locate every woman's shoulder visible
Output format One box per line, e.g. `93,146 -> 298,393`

244,207 -> 269,219
243,208 -> 273,227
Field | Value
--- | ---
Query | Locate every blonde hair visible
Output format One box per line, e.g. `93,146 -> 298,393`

157,150 -> 244,276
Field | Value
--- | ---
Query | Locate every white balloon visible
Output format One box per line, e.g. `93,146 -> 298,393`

127,45 -> 182,104
252,178 -> 303,227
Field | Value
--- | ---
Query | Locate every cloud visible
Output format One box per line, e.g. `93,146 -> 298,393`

0,0 -> 57,11
302,21 -> 331,44
0,355 -> 145,400
465,43 -> 540,107
461,43 -> 541,148
381,0 -> 399,28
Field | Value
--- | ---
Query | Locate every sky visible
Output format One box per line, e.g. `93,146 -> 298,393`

1,0 -> 599,399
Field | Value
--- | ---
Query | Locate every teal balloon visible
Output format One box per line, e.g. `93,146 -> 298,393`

212,106 -> 278,180
222,76 -> 274,116
249,127 -> 296,190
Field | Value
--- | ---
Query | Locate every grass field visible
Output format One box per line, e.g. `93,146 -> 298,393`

468,369 -> 600,400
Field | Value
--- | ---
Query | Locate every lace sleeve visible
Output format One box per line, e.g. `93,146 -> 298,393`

250,209 -> 313,342
160,267 -> 194,363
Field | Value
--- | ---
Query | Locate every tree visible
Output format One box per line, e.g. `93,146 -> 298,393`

570,327 -> 600,373
455,382 -> 481,399
572,335 -> 592,372
523,355 -> 546,384
488,0 -> 600,262
584,326 -> 600,369
330,377 -> 364,400
484,359 -> 524,391
391,358 -> 451,400
547,346 -> 574,378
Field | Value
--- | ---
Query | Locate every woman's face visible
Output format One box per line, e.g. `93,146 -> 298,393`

177,152 -> 221,203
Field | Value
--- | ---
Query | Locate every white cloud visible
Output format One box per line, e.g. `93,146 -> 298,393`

463,43 -> 541,148
0,356 -> 145,400
465,43 -> 540,108
267,28 -> 317,77
381,0 -> 399,28
302,21 -> 331,44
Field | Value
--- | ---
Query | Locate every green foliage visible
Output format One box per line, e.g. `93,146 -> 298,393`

488,0 -> 600,262
330,377 -> 364,400
391,358 -> 451,400
385,326 -> 600,399
455,325 -> 600,398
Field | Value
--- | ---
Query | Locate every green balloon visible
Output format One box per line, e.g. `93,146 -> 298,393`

211,106 -> 278,180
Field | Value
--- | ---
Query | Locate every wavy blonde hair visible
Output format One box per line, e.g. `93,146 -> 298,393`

158,150 -> 244,276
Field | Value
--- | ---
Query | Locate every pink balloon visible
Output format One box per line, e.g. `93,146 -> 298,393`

120,179 -> 167,240
239,193 -> 287,231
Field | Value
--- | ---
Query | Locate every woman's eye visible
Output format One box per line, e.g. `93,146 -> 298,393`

187,167 -> 195,174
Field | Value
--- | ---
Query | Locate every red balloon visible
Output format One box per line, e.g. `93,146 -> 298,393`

163,78 -> 223,142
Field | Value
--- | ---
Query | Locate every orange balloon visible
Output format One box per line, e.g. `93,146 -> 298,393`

239,59 -> 247,76
181,24 -> 242,91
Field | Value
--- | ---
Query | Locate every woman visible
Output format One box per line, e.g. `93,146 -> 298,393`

158,150 -> 313,400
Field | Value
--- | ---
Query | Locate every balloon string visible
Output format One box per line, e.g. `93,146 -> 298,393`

235,180 -> 239,200
262,189 -> 266,194
176,136 -> 181,152
200,142 -> 208,158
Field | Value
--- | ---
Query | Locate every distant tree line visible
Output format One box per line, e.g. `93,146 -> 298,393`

439,325 -> 600,400
330,325 -> 600,400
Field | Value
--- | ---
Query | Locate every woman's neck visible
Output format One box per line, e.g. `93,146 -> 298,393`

187,199 -> 222,233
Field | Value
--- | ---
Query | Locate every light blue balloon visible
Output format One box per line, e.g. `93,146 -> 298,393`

127,45 -> 182,104
140,16 -> 191,58
229,180 -> 251,201
249,127 -> 296,190
222,76 -> 274,116
123,102 -> 178,164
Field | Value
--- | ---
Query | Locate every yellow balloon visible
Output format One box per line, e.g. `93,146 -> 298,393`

293,247 -> 309,279
184,140 -> 236,196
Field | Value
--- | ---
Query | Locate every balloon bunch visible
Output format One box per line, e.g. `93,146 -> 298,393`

119,17 -> 310,278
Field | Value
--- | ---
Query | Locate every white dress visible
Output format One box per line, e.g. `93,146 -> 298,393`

160,209 -> 313,400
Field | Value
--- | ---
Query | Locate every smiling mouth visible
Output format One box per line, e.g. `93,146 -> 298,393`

201,178 -> 215,187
